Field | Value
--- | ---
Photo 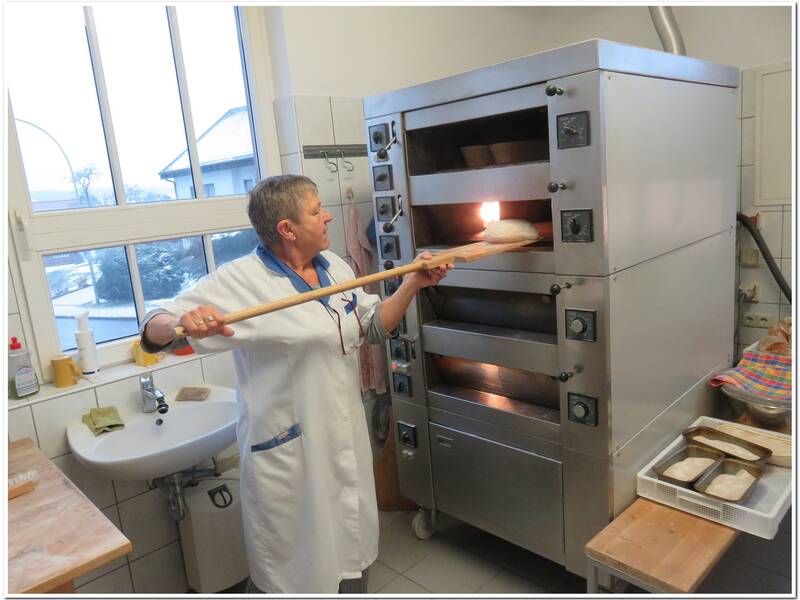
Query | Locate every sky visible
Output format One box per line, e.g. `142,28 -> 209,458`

6,3 -> 250,201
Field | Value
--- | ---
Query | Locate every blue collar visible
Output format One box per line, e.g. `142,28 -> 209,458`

256,245 -> 333,305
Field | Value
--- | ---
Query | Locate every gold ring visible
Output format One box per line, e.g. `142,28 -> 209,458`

205,315 -> 215,323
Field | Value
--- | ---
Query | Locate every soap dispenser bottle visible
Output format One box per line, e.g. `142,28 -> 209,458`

8,337 -> 40,398
75,311 -> 100,376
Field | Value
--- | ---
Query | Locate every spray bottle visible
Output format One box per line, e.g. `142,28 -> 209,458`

8,337 -> 40,398
75,311 -> 100,376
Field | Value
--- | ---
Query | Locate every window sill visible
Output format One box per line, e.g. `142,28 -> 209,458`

7,351 -> 216,411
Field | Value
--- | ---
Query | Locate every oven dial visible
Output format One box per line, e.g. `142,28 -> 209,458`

569,317 -> 588,335
572,402 -> 588,419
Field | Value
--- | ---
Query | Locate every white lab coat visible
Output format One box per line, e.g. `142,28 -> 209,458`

159,249 -> 380,593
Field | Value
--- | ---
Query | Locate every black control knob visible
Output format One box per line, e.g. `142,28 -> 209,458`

549,282 -> 572,296
400,431 -> 410,444
558,371 -> 574,382
397,381 -> 406,392
382,242 -> 393,253
377,147 -> 389,160
545,85 -> 564,97
569,218 -> 582,235
384,260 -> 394,270
378,204 -> 389,215
382,222 -> 394,233
372,130 -> 384,145
547,181 -> 567,193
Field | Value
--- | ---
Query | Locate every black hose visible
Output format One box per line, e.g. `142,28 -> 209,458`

736,212 -> 791,303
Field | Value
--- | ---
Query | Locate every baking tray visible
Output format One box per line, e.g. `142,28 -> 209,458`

693,458 -> 764,504
652,444 -> 724,488
683,426 -> 772,463
637,416 -> 791,539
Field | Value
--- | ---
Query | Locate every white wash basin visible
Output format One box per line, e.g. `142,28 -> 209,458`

67,384 -> 238,481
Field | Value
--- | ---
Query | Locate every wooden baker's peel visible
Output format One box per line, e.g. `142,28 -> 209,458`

173,237 -> 536,338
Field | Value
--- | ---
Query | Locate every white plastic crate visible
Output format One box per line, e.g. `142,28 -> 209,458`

637,416 -> 792,539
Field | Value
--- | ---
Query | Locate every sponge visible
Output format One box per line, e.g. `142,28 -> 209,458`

176,386 -> 211,402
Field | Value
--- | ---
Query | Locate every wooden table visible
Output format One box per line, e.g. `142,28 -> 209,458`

8,438 -> 132,593
585,498 -> 738,593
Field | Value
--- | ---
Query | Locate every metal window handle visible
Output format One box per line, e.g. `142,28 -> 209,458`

321,150 -> 338,173
338,149 -> 354,172
546,85 -> 565,96
547,181 -> 568,193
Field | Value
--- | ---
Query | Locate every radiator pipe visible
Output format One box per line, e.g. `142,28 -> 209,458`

649,6 -> 686,55
737,213 -> 791,304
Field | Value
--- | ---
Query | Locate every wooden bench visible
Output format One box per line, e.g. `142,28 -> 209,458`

585,498 -> 738,593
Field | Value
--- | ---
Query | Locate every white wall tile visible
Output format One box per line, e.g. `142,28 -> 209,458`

8,313 -> 26,348
779,259 -> 791,304
152,361 -> 204,397
76,565 -> 133,594
31,389 -> 97,458
8,267 -> 19,314
273,96 -> 299,155
740,165 -> 755,214
96,375 -> 142,419
280,153 -> 302,176
781,206 -> 792,259
294,96 -> 334,147
326,204 -> 347,258
113,479 -> 152,503
740,117 -> 755,166
118,488 -> 179,560
741,69 -> 755,118
302,155 -> 341,206
338,156 -> 373,204
52,452 -> 116,509
779,304 -> 792,321
8,406 -> 38,445
130,541 -> 187,594
738,326 -> 765,346
201,352 -> 237,389
75,506 -> 128,586
740,210 -> 782,258
331,96 -> 366,145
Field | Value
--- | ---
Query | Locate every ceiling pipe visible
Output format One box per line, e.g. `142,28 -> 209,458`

649,6 -> 686,55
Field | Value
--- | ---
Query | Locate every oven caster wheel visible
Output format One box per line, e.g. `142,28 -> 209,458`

411,509 -> 435,540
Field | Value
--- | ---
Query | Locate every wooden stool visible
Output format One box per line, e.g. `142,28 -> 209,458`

585,498 -> 738,593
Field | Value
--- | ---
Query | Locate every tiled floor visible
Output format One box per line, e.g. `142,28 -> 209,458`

221,508 -> 792,594
370,511 -> 584,594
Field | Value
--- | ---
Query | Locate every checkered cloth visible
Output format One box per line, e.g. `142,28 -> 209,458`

710,349 -> 792,403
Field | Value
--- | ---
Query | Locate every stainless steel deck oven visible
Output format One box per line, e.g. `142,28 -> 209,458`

364,39 -> 738,574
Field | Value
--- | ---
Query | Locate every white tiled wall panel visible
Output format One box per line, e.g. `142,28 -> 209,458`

274,96 -> 299,155
31,389 -> 97,458
294,96 -> 335,147
129,541 -> 188,593
113,479 -> 152,503
151,361 -> 204,397
118,489 -> 179,560
76,565 -> 134,594
740,117 -> 755,166
781,207 -> 792,259
201,352 -> 237,389
8,406 -> 38,444
280,153 -> 302,176
96,375 -> 143,419
301,155 -> 342,206
52,452 -> 116,509
331,96 -> 367,145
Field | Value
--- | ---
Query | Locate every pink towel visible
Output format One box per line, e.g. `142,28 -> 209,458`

346,202 -> 387,395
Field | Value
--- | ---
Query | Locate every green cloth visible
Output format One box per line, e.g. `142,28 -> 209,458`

82,406 -> 125,436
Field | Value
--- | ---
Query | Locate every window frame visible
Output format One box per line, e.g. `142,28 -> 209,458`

7,6 -> 281,379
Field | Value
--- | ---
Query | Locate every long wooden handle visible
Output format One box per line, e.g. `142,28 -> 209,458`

173,238 -> 534,338
173,255 -> 448,338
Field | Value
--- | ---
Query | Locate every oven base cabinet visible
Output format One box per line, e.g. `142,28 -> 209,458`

369,39 -> 738,577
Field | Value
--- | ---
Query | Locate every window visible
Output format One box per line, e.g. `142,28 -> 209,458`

7,6 -> 274,373
243,178 -> 254,192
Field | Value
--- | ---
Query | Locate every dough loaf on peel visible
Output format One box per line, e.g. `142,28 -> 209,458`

484,219 -> 540,243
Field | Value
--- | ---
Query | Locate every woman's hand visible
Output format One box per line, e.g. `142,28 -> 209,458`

405,252 -> 454,291
178,305 -> 235,339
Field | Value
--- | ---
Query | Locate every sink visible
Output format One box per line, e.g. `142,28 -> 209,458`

67,384 -> 238,481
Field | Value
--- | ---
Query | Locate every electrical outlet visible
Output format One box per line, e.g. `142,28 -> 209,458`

740,248 -> 760,267
742,313 -> 775,329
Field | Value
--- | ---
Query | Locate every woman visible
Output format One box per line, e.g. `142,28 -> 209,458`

141,175 -> 451,594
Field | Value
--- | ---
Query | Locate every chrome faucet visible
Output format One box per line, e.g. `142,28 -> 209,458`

140,374 -> 168,414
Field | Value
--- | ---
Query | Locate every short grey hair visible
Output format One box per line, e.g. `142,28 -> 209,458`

247,175 -> 318,249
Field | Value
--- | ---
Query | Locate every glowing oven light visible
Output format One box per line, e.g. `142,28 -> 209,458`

479,201 -> 500,226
